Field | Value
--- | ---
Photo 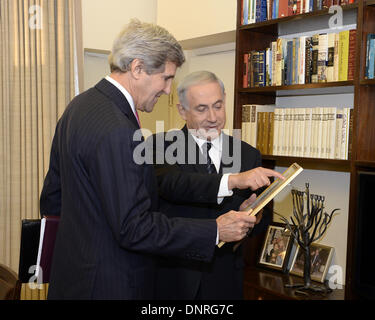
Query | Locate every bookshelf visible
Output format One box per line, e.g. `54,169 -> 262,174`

235,0 -> 375,299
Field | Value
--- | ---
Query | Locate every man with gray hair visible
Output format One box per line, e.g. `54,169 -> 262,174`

40,20 -> 258,299
152,70 -> 282,299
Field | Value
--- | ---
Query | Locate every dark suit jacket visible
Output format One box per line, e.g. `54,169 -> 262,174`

39,79 -> 217,300
150,126 -> 270,300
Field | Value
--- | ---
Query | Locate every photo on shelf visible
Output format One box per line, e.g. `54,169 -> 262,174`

258,222 -> 294,273
289,243 -> 334,283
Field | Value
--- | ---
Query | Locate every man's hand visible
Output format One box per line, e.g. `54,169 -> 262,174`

228,167 -> 284,191
216,211 -> 256,243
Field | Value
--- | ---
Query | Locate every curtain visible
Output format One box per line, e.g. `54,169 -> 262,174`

0,0 -> 83,300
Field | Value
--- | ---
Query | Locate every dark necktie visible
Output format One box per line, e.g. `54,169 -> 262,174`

202,142 -> 217,174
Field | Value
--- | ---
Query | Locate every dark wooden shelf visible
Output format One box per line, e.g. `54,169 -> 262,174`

366,0 -> 375,6
244,267 -> 345,300
355,160 -> 375,168
238,3 -> 359,33
262,155 -> 351,172
239,81 -> 355,94
360,78 -> 375,85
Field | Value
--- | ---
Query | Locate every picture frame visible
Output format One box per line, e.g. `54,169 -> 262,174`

289,243 -> 334,283
258,222 -> 294,273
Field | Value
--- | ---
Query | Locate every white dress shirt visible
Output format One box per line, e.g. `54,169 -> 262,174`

190,133 -> 234,204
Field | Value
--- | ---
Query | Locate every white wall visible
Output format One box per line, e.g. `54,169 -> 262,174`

157,0 -> 236,41
177,45 -> 236,132
82,0 -> 157,51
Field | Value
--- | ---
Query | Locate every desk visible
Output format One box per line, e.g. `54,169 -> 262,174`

243,267 -> 345,300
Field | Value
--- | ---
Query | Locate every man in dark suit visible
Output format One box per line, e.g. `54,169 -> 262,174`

152,71 -> 279,300
39,20 -> 261,300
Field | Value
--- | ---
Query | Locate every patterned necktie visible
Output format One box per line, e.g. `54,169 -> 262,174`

135,109 -> 141,127
202,142 -> 217,174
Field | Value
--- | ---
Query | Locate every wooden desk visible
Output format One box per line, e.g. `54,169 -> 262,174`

243,267 -> 345,300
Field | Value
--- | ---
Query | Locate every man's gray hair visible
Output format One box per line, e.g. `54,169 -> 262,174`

177,71 -> 226,109
109,19 -> 185,74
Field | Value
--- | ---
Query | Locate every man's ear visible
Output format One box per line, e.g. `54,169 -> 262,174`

129,59 -> 144,79
176,103 -> 187,120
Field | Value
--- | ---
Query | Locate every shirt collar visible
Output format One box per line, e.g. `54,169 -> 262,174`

190,131 -> 222,152
105,75 -> 137,117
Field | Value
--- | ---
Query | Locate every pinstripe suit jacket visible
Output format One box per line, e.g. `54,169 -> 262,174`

40,79 -> 217,299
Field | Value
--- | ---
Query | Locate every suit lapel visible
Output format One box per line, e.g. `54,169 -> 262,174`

95,78 -> 140,129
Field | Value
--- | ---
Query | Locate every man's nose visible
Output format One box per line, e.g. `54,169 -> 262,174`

207,108 -> 217,122
163,82 -> 172,95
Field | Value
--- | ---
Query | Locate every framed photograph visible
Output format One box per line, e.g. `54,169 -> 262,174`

258,222 -> 294,273
289,243 -> 334,283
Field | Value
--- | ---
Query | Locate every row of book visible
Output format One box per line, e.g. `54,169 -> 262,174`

243,29 -> 356,88
365,33 -> 375,80
241,0 -> 356,25
241,104 -> 353,160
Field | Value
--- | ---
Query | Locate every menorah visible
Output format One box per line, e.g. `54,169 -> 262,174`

276,183 -> 339,295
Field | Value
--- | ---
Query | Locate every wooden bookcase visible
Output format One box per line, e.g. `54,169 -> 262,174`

234,0 -> 375,299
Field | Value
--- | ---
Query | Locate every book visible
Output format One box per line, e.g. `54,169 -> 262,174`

268,112 -> 274,155
305,36 -> 313,83
217,163 -> 304,248
250,105 -> 258,147
243,53 -> 249,88
347,29 -> 357,80
338,30 -> 349,81
241,104 -> 251,145
327,107 -> 337,159
327,33 -> 336,82
303,108 -> 312,157
35,216 -> 60,283
311,34 -> 319,83
318,33 -> 328,83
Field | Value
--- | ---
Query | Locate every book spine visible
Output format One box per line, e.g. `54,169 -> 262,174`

298,108 -> 306,157
321,107 -> 329,158
327,107 -> 337,159
276,38 -> 283,86
311,34 -> 319,83
286,40 -> 293,86
258,50 -> 266,87
243,53 -> 249,88
241,105 -> 250,144
347,108 -> 353,160
305,36 -> 312,84
253,51 -> 260,87
299,36 -> 306,84
250,105 -> 258,147
335,109 -> 343,159
273,108 -> 280,155
318,33 -> 328,83
243,0 -> 249,25
339,30 -> 349,81
256,112 -> 264,153
327,33 -> 335,82
334,32 -> 340,81
304,108 -> 312,157
368,37 -> 375,79
271,41 -> 277,85
347,29 -> 357,81
268,112 -> 275,155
